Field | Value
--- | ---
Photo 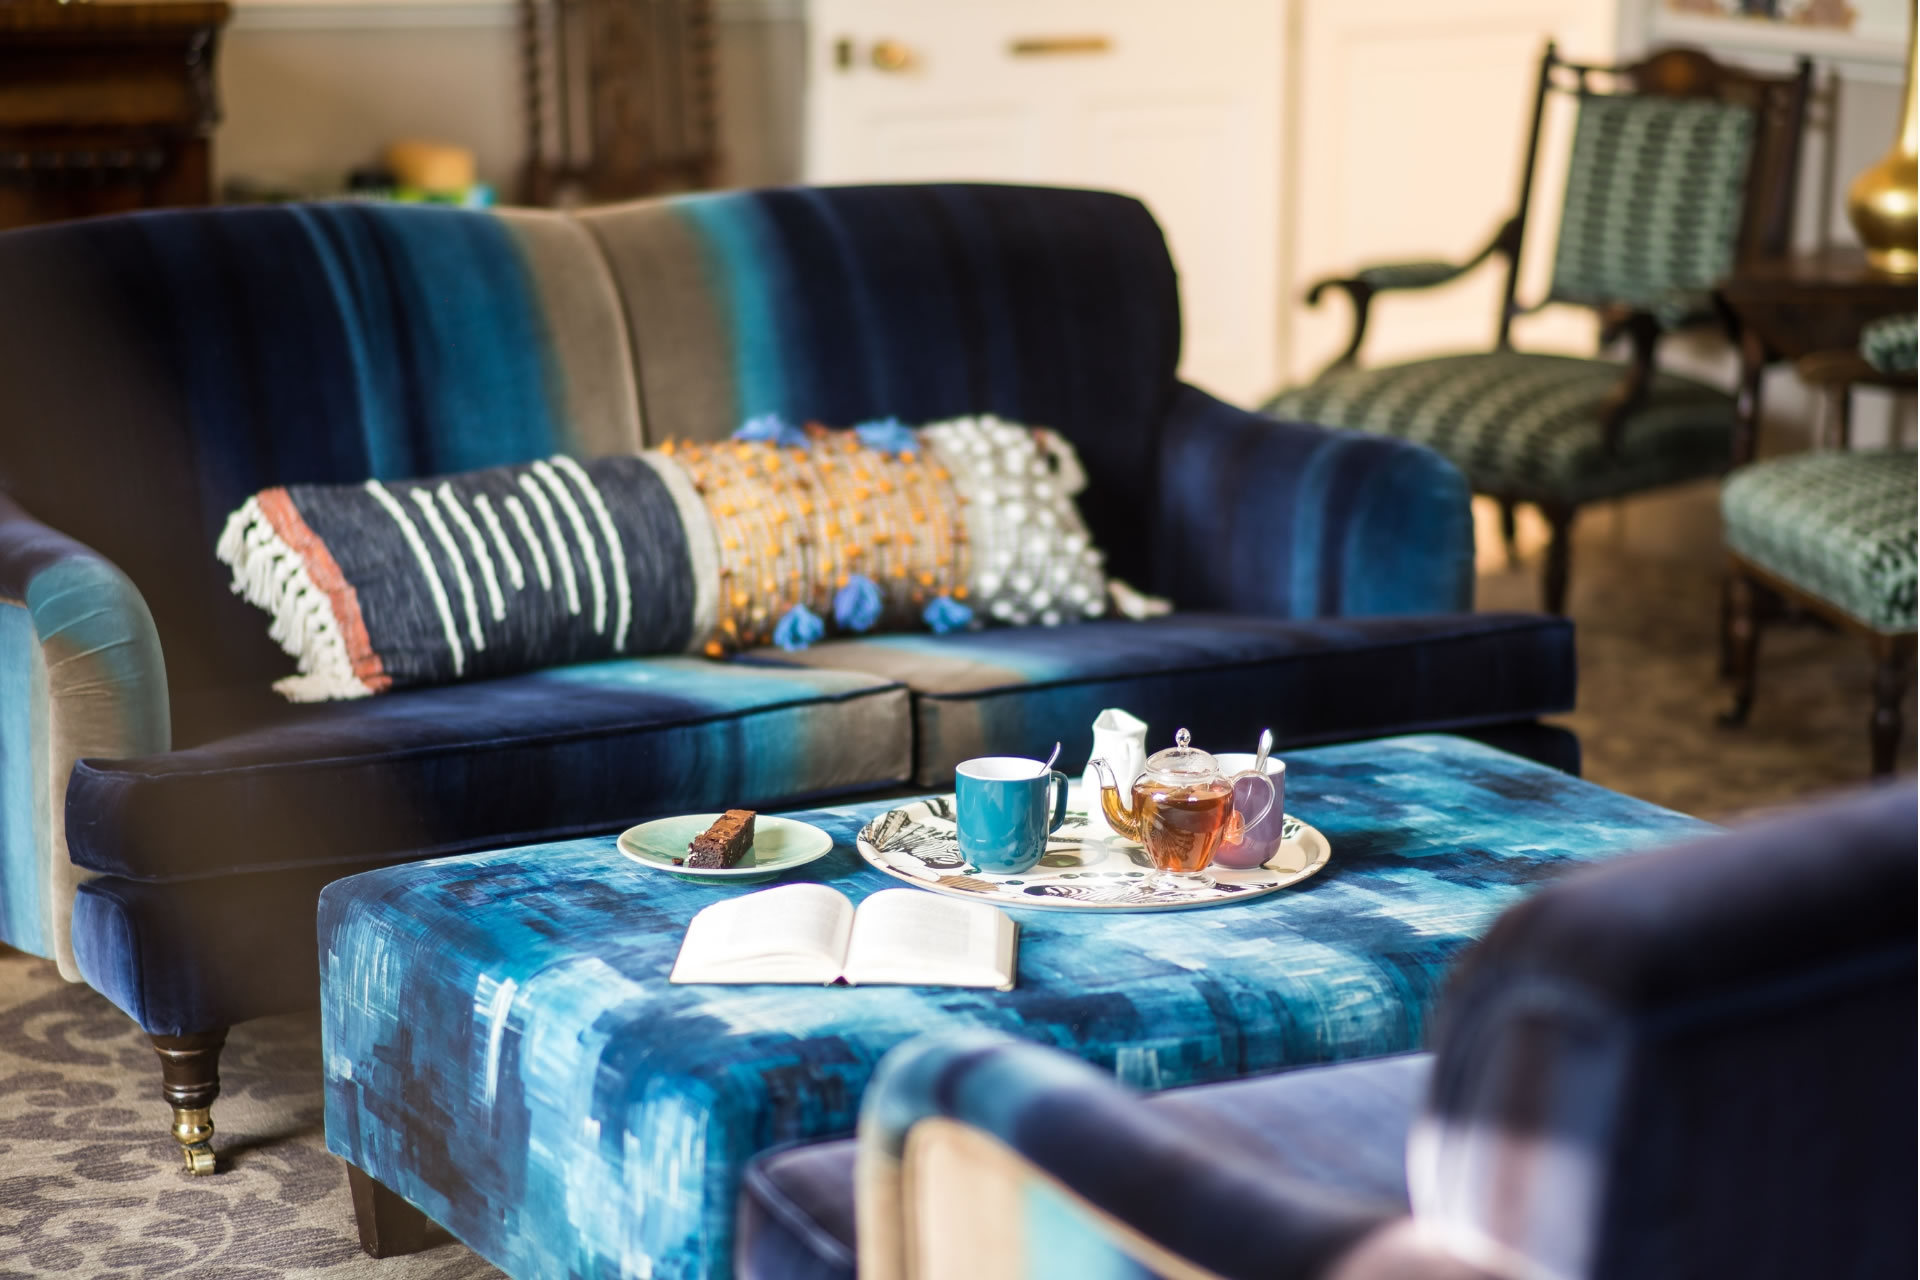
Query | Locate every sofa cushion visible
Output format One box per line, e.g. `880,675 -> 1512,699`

1861,314 -> 1916,375
219,454 -> 712,700
751,612 -> 1575,786
65,657 -> 910,880
736,1053 -> 1428,1280
1722,449 -> 1917,632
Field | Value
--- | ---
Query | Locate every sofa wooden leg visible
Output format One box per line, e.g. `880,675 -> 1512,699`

348,1164 -> 434,1258
1541,505 -> 1575,615
1719,574 -> 1762,729
1870,638 -> 1912,776
150,1029 -> 227,1175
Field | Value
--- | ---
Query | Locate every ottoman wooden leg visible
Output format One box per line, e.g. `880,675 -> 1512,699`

348,1164 -> 434,1258
150,1029 -> 227,1175
1870,637 -> 1913,776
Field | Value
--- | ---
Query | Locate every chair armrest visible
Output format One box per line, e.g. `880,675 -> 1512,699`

855,1032 -> 1403,1280
1306,217 -> 1520,371
1151,385 -> 1473,617
0,491 -> 168,976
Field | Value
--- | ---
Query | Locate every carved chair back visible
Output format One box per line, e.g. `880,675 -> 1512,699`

1497,44 -> 1813,346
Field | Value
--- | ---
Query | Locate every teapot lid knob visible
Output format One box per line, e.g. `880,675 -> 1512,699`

1144,727 -> 1217,780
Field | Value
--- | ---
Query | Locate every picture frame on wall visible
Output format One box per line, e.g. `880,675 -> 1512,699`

1647,0 -> 1909,72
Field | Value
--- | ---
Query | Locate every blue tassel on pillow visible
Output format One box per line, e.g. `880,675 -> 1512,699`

773,603 -> 826,651
734,413 -> 810,449
923,595 -> 973,634
853,417 -> 918,456
833,574 -> 884,632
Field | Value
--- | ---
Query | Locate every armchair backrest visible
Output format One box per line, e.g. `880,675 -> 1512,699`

1501,45 -> 1811,340
1412,782 -> 1916,1280
0,203 -> 641,737
578,183 -> 1182,593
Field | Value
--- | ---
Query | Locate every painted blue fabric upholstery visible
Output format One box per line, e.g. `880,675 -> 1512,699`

319,735 -> 1704,1280
757,611 -> 1574,785
738,1052 -> 1430,1280
65,658 -> 909,883
811,782 -> 1913,1280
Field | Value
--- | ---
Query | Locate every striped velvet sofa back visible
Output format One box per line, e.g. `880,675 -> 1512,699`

579,184 -> 1182,596
0,203 -> 641,740
0,184 -> 1182,740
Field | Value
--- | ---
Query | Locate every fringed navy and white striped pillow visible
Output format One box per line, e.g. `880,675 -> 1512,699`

218,454 -> 716,701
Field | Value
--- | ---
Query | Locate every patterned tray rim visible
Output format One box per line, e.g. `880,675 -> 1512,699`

855,794 -> 1332,912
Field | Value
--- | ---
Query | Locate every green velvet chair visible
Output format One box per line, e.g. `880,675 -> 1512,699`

1265,44 -> 1812,613
1722,314 -> 1918,775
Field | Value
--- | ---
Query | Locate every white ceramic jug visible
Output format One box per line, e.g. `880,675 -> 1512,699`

1081,708 -> 1148,839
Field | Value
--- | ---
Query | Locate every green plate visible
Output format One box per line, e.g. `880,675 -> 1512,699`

616,814 -> 835,884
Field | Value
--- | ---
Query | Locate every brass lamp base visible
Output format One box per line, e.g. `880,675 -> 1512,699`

1848,24 -> 1918,278
1865,246 -> 1918,276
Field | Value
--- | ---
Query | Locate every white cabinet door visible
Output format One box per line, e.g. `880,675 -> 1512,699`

806,0 -> 1285,406
1286,0 -> 1619,384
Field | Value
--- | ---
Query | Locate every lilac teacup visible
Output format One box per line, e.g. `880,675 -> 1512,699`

1210,753 -> 1287,869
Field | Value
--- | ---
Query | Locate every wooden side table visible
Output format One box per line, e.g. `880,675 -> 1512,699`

0,0 -> 231,231
1715,248 -> 1914,465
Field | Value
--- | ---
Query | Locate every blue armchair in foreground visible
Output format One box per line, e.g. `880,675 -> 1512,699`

738,781 -> 1916,1280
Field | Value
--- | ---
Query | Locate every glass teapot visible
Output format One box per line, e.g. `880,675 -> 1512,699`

1089,729 -> 1277,888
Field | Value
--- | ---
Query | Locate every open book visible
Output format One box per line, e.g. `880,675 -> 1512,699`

670,883 -> 1018,990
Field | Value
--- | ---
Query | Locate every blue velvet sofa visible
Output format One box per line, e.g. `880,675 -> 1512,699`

739,781 -> 1916,1280
0,183 -> 1575,1171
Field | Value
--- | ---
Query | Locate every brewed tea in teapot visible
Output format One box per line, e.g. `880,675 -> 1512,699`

1089,729 -> 1275,888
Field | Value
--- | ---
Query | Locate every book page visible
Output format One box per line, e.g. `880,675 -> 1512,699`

670,883 -> 854,985
842,889 -> 1017,990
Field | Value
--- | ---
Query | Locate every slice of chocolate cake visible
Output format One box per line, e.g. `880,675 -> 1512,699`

686,810 -> 756,869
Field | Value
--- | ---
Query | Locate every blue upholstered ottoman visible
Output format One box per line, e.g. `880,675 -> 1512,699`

318,735 -> 1707,1280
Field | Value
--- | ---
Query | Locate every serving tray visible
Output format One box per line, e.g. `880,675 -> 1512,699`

855,793 -> 1332,912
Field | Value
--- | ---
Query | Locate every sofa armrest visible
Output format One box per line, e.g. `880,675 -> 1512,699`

855,1032 -> 1402,1280
1151,384 -> 1474,617
0,491 -> 168,976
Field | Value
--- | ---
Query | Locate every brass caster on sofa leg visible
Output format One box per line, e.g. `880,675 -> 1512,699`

151,1029 -> 228,1175
173,1107 -> 218,1175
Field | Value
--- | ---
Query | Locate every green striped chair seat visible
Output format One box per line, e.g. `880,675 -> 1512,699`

1264,351 -> 1735,505
1722,450 -> 1918,633
1861,314 -> 1917,376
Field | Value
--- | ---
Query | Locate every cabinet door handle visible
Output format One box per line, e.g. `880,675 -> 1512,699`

1008,35 -> 1112,57
870,39 -> 916,72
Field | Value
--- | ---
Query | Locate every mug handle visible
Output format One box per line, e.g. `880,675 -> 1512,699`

1224,770 -> 1276,843
1046,770 -> 1071,833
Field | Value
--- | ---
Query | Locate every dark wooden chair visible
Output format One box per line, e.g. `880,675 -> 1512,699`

518,0 -> 720,206
1721,314 -> 1917,776
1265,44 -> 1812,614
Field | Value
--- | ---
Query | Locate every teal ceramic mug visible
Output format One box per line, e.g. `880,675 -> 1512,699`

955,756 -> 1071,874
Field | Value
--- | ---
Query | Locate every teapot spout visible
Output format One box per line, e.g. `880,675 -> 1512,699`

1088,757 -> 1143,841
